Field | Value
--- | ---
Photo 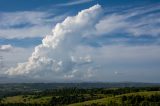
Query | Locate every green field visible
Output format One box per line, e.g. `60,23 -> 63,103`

0,91 -> 160,106
1,95 -> 52,104
68,91 -> 160,106
0,84 -> 160,106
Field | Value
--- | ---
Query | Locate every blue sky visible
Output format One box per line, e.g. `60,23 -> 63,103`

0,0 -> 160,82
0,0 -> 159,47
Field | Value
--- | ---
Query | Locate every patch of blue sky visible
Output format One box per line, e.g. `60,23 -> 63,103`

0,0 -> 60,12
0,23 -> 34,29
0,37 -> 42,48
83,35 -> 160,47
0,0 -> 158,12
0,0 -> 160,47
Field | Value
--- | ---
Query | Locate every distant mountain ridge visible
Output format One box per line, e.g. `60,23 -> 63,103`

0,82 -> 160,90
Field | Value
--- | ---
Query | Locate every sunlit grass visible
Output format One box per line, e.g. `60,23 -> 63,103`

68,91 -> 160,106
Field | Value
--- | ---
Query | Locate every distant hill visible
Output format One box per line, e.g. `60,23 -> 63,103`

0,82 -> 160,90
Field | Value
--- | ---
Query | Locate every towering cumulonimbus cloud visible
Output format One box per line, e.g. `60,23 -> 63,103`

6,4 -> 102,80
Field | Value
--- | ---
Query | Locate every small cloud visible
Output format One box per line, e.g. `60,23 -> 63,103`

56,0 -> 93,7
0,44 -> 13,52
114,71 -> 123,75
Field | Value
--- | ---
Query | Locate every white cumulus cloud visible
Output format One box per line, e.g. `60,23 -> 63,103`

5,4 -> 160,82
6,4 -> 102,81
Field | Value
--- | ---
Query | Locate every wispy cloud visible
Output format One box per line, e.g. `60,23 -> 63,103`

0,11 -> 67,39
56,0 -> 93,6
95,4 -> 160,37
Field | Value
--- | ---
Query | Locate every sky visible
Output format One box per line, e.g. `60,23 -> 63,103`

0,0 -> 160,83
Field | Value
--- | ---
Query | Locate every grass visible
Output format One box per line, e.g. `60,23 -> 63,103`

68,91 -> 160,106
1,91 -> 160,105
1,95 -> 52,104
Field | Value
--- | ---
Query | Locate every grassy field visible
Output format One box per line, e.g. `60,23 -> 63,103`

1,95 -> 52,104
0,87 -> 159,106
68,91 -> 160,106
1,91 -> 160,105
